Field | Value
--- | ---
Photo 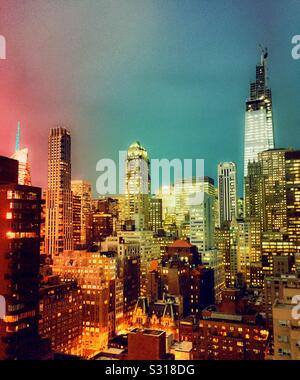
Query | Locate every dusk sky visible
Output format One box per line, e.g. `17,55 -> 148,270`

0,0 -> 300,195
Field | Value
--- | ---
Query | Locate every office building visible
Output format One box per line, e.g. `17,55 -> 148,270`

71,180 -> 92,246
190,177 -> 216,252
0,156 -> 50,359
218,162 -> 238,226
45,128 -> 73,256
127,328 -> 169,360
124,141 -> 150,231
149,197 -> 163,233
39,275 -> 83,355
180,289 -> 269,360
244,47 -> 274,177
273,286 -> 300,359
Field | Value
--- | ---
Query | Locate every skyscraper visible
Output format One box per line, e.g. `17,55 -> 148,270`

258,149 -> 300,275
0,156 -> 50,359
10,122 -> 32,186
45,127 -> 73,256
71,180 -> 92,246
189,177 -> 216,252
218,162 -> 238,226
244,47 -> 274,177
124,141 -> 150,231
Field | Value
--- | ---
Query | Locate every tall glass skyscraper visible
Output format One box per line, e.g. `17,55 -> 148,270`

218,162 -> 238,226
45,127 -> 73,256
244,47 -> 274,177
10,122 -> 32,186
124,141 -> 150,231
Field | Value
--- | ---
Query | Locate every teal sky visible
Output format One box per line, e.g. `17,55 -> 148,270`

0,0 -> 300,195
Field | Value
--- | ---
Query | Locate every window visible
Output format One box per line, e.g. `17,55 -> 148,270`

279,320 -> 289,327
278,335 -> 288,343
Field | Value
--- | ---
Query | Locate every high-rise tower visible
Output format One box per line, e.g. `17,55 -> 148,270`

124,141 -> 150,231
71,180 -> 92,246
10,122 -> 32,186
244,47 -> 274,177
218,162 -> 238,226
0,156 -> 51,359
45,127 -> 73,256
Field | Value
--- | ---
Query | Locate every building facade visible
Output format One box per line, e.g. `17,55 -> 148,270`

45,128 -> 73,256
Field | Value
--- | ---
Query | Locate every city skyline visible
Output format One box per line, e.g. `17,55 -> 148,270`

1,1 -> 300,363
1,1 -> 300,194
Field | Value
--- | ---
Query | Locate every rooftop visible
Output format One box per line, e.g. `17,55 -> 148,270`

130,328 -> 165,336
169,239 -> 193,248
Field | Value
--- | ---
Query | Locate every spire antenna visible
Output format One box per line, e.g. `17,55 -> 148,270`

16,121 -> 20,151
259,44 -> 268,65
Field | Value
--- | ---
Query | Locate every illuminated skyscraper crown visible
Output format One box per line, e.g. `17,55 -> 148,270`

10,122 -> 32,186
127,141 -> 149,161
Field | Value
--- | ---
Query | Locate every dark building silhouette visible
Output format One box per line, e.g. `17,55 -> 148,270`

0,156 -> 51,359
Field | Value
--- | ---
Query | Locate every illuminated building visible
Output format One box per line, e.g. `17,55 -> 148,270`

244,161 -> 262,222
165,239 -> 200,266
92,212 -> 113,243
124,141 -> 150,231
45,128 -> 73,256
149,197 -> 163,233
52,250 -> 111,356
244,47 -> 274,177
189,177 -> 216,252
264,273 -> 300,329
258,149 -> 292,275
0,156 -> 51,359
72,194 -> 81,247
71,180 -> 92,246
218,162 -> 237,226
237,197 -> 244,219
170,341 -> 193,360
10,123 -> 32,186
216,219 -> 250,288
95,197 -> 119,234
92,197 -> 119,244
174,179 -> 193,230
10,148 -> 31,186
235,219 -> 251,286
157,185 -> 175,220
39,275 -> 83,355
201,249 -> 225,302
157,185 -> 177,236
160,252 -> 190,316
117,239 -> 140,324
259,149 -> 287,233
244,149 -> 300,277
40,190 -> 46,253
132,295 -> 181,339
273,286 -> 300,359
285,151 -> 300,247
153,232 -> 175,258
174,177 -> 206,239
244,162 -> 263,286
117,230 -> 160,297
261,233 -> 296,275
100,236 -> 141,331
180,289 -> 269,360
